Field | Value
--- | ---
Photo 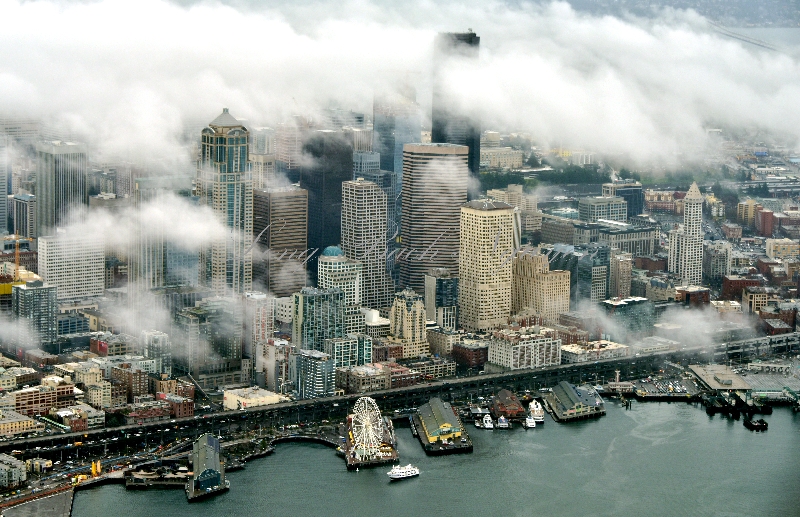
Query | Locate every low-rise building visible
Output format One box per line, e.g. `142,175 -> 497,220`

335,364 -> 389,394
0,409 -> 45,437
487,325 -> 561,370
711,300 -> 743,314
561,340 -> 629,363
0,454 -> 26,488
50,404 -> 105,430
222,387 -> 289,411
451,341 -> 489,368
427,328 -> 462,357
26,458 -> 53,474
158,393 -> 194,418
721,223 -> 742,241
122,400 -> 171,425
765,238 -> 800,260
405,358 -> 456,379
84,381 -> 112,409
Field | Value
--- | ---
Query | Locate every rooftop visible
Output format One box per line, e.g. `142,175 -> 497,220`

209,108 -> 241,128
689,364 -> 751,391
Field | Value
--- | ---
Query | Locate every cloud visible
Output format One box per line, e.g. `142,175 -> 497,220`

0,0 -> 798,166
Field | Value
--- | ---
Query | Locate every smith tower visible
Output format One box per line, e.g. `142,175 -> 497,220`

668,182 -> 703,285
197,108 -> 254,296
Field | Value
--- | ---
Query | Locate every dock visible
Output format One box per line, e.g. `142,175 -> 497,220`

413,398 -> 473,456
125,471 -> 190,490
1,489 -> 74,517
543,382 -> 606,422
342,398 -> 399,470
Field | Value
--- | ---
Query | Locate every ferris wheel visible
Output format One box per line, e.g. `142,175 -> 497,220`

351,397 -> 384,460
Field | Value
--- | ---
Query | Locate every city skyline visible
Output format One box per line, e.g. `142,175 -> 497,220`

0,2 -> 798,514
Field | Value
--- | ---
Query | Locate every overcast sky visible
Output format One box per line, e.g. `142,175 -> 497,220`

1,0 -> 799,166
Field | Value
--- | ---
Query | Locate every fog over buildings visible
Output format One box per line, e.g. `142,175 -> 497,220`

0,5 -> 800,508
0,0 -> 799,167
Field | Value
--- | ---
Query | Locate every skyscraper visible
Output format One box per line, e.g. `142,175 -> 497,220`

12,193 -> 36,239
276,117 -> 311,180
35,141 -> 87,236
424,268 -> 459,330
299,131 -> 353,281
141,330 -> 171,376
388,288 -> 428,359
173,296 -> 244,389
197,109 -> 253,296
38,232 -> 104,301
458,200 -> 516,332
668,182 -> 704,285
431,31 -> 481,178
12,280 -> 57,348
317,247 -> 361,302
252,185 -> 308,297
602,181 -> 644,219
576,243 -> 611,304
128,175 -> 198,293
291,349 -> 335,399
0,135 -> 9,233
373,89 -> 422,230
399,143 -> 469,293
341,179 -> 393,309
353,151 -> 380,177
318,246 -> 364,334
511,247 -> 570,324
609,250 -> 633,299
292,287 -> 346,352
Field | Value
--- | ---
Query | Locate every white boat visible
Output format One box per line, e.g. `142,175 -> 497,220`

474,419 -> 483,428
482,414 -> 494,429
388,464 -> 419,481
530,400 -> 545,423
523,415 -> 536,429
496,416 -> 511,429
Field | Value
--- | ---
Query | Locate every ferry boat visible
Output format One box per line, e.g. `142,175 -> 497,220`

482,414 -> 494,429
388,464 -> 420,481
523,415 -> 536,429
530,400 -> 545,424
496,416 -> 511,429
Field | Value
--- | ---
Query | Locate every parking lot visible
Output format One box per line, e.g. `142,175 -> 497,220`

633,376 -> 702,397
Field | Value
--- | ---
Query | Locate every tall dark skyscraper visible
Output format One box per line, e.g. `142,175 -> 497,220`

253,185 -> 308,297
35,140 -> 88,236
197,109 -> 254,296
372,88 -> 421,237
431,31 -> 481,179
299,130 -> 353,282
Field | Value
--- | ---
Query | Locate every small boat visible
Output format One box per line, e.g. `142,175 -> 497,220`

523,415 -> 536,429
388,464 -> 419,481
482,414 -> 494,430
474,419 -> 483,429
743,418 -> 768,432
530,400 -> 545,424
496,416 -> 511,429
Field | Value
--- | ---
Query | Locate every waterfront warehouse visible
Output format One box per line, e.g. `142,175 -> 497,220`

491,389 -> 525,420
546,381 -> 606,422
187,433 -> 229,501
418,397 -> 462,443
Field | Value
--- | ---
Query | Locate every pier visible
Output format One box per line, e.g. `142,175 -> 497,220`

341,397 -> 399,470
413,398 -> 473,456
